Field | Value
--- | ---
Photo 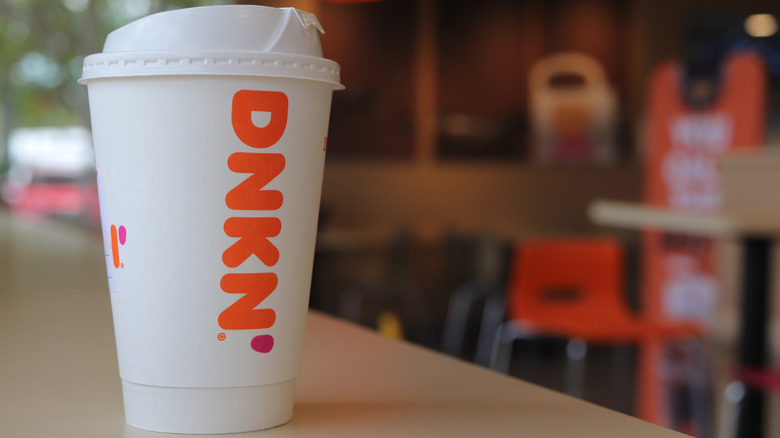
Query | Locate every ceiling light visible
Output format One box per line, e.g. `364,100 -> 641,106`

745,13 -> 778,38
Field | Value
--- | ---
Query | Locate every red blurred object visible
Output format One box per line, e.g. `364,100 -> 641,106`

2,177 -> 100,223
731,367 -> 780,394
1,126 -> 99,224
321,0 -> 383,3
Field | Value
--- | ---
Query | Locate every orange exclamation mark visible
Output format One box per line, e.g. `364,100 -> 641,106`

110,225 -> 120,269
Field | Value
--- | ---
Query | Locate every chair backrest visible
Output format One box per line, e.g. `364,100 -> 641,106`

506,238 -> 632,325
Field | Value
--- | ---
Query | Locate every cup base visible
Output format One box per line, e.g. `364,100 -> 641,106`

122,379 -> 295,434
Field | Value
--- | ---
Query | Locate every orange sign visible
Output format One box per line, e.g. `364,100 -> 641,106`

640,52 -> 766,430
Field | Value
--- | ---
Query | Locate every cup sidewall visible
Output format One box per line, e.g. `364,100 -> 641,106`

87,75 -> 333,388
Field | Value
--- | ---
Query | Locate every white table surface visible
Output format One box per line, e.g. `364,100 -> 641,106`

0,211 -> 690,437
589,199 -> 780,237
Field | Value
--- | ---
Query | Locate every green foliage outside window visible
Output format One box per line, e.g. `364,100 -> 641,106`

0,0 -> 230,170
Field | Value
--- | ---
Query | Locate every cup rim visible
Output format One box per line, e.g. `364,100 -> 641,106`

79,50 -> 344,90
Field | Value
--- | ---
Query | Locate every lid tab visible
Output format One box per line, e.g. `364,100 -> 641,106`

292,9 -> 325,35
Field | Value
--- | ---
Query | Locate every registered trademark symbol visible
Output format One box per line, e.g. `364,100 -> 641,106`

217,333 -> 226,341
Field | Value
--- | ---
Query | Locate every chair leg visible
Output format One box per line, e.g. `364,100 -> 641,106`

441,286 -> 477,357
719,381 -> 745,438
339,287 -> 363,323
610,345 -> 633,413
566,339 -> 587,399
474,295 -> 505,367
688,341 -> 714,438
491,324 -> 591,399
489,322 -> 515,373
489,322 -> 542,373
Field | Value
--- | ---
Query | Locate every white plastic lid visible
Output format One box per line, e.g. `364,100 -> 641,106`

80,5 -> 342,89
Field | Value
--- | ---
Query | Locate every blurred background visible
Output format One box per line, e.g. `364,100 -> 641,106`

3,0 -> 780,436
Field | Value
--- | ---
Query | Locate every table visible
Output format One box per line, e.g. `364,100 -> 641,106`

0,211 -> 690,437
590,199 -> 774,438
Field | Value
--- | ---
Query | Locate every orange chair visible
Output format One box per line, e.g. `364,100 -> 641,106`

489,238 -> 703,403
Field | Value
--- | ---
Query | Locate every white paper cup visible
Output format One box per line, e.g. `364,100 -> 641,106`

80,5 -> 342,434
